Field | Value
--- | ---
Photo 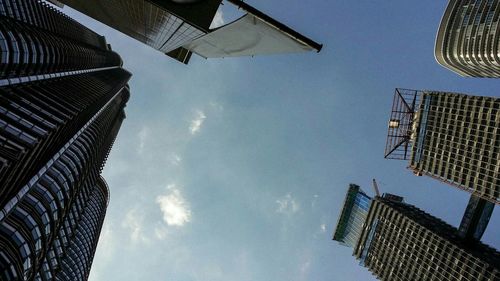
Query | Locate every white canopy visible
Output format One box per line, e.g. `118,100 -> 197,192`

185,14 -> 315,58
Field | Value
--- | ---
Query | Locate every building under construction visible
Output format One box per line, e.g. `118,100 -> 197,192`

385,88 -> 500,205
333,184 -> 500,281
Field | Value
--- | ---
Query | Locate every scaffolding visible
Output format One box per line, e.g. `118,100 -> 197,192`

384,89 -> 421,160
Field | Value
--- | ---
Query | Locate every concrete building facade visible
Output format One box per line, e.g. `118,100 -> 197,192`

385,89 -> 500,204
435,0 -> 500,77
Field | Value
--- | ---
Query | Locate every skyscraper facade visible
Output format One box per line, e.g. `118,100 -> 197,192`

458,194 -> 495,241
332,184 -> 371,248
355,195 -> 500,280
55,0 -> 322,64
53,0 -> 219,61
333,185 -> 500,281
435,0 -> 500,77
0,0 -> 131,279
385,89 -> 500,204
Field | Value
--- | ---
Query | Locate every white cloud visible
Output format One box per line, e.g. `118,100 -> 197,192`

320,224 -> 327,233
122,208 -> 148,243
189,110 -> 207,135
276,193 -> 300,215
156,185 -> 192,226
170,154 -> 182,166
210,9 -> 225,29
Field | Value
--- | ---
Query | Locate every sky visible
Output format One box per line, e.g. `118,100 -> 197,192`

59,1 -> 500,280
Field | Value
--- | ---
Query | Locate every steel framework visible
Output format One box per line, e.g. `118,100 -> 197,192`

384,88 -> 421,160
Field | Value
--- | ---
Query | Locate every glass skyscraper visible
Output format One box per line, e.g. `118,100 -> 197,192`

53,0 -> 219,56
0,0 -> 131,279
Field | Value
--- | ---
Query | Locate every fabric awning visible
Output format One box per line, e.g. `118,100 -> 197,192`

185,14 -> 316,58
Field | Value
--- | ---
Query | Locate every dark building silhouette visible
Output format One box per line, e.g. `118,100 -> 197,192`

54,0 -> 322,64
0,0 -> 131,280
385,89 -> 500,205
435,0 -> 500,77
333,184 -> 500,281
458,194 -> 495,241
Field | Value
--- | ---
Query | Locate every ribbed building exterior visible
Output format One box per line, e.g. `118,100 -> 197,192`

333,185 -> 500,281
353,196 -> 500,280
435,0 -> 500,77
385,89 -> 500,205
0,0 -> 131,280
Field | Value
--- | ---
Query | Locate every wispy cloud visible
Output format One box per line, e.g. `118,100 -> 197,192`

122,208 -> 148,243
276,193 -> 300,215
209,101 -> 224,112
156,185 -> 192,226
298,260 -> 311,281
298,251 -> 313,281
313,219 -> 329,239
154,224 -> 169,240
320,224 -> 327,233
311,194 -> 319,208
137,126 -> 150,155
189,110 -> 207,135
210,9 -> 225,29
300,261 -> 311,275
170,154 -> 182,166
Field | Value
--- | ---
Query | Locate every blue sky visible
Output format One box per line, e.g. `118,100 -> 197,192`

61,1 -> 500,280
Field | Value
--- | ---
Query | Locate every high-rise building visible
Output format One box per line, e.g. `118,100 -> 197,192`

0,0 -> 131,280
333,185 -> 500,281
54,0 -> 322,64
458,194 -> 495,241
435,0 -> 500,77
332,184 -> 371,248
385,88 -> 500,205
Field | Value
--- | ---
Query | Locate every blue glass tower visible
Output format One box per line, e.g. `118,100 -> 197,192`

332,184 -> 371,248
